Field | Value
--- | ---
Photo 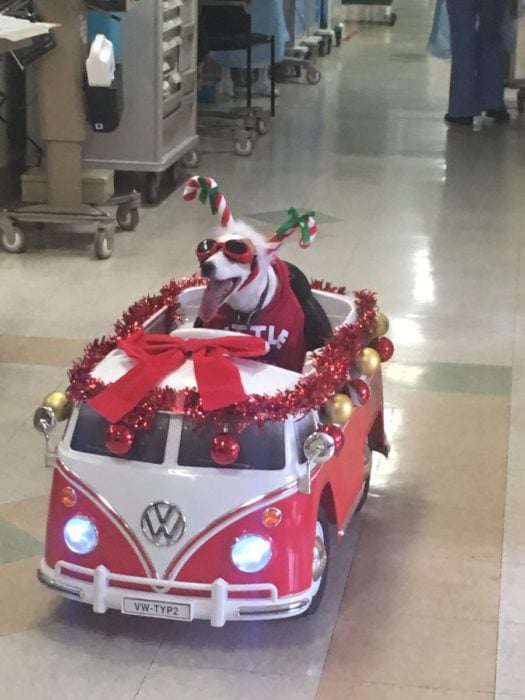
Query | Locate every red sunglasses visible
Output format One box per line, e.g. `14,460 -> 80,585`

196,238 -> 255,265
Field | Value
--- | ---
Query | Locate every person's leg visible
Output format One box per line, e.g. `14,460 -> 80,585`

477,0 -> 508,115
446,0 -> 480,118
217,65 -> 235,97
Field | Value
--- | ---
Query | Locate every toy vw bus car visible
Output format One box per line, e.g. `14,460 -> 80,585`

35,282 -> 391,626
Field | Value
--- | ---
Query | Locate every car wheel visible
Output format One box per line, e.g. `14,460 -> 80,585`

304,510 -> 329,616
356,444 -> 372,512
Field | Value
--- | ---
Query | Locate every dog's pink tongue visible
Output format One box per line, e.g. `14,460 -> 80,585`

199,278 -> 233,323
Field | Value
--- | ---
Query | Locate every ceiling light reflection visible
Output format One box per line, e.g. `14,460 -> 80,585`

413,248 -> 435,303
384,362 -> 425,387
389,316 -> 423,345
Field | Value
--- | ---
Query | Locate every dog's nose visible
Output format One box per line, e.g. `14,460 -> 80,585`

201,261 -> 215,278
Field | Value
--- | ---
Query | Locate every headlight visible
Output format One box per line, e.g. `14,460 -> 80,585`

231,534 -> 272,573
64,515 -> 98,554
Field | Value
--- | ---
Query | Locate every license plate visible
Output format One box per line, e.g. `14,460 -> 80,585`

122,596 -> 192,621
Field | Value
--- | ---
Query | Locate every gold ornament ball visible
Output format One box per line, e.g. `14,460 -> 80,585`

325,393 -> 354,425
356,348 -> 381,376
373,312 -> 390,338
42,391 -> 72,422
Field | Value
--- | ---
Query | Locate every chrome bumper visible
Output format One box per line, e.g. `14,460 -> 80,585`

37,567 -> 82,598
37,560 -> 311,626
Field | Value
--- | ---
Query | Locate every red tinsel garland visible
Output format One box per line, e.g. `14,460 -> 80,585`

68,278 -> 378,432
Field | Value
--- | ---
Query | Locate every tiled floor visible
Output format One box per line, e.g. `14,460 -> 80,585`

1,0 -> 525,697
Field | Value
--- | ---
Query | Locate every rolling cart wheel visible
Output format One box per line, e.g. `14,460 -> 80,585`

144,173 -> 161,205
116,205 -> 139,231
306,67 -> 322,85
181,149 -> 200,168
386,12 -> 397,26
1,223 -> 25,254
94,227 -> 114,260
255,118 -> 269,136
234,138 -> 254,157
335,29 -> 342,48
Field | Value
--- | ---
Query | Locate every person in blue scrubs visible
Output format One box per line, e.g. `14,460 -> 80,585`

445,0 -> 509,125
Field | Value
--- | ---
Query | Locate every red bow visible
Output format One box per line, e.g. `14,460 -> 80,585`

88,330 -> 268,422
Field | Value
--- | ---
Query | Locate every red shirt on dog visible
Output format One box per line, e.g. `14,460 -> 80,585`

203,258 -> 306,373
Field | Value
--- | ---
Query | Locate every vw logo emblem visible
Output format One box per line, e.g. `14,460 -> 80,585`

141,502 -> 186,547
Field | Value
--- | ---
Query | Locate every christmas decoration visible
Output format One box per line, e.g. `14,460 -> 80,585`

42,391 -> 72,422
325,393 -> 354,425
373,311 -> 390,338
269,207 -> 318,249
88,330 -> 268,423
183,175 -> 233,227
310,279 -> 348,295
370,336 -> 395,363
210,432 -> 240,465
105,423 -> 135,455
183,176 -> 318,253
350,379 -> 371,404
68,279 -> 384,436
319,423 -> 345,451
355,347 -> 381,376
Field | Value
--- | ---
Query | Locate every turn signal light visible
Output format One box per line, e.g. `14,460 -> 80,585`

262,507 -> 282,528
61,486 -> 77,508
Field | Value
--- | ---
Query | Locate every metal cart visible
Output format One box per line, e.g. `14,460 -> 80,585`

322,0 -> 344,47
279,0 -> 322,85
341,0 -> 397,27
505,0 -> 525,113
83,0 -> 200,205
0,0 -> 140,260
196,1 -> 274,158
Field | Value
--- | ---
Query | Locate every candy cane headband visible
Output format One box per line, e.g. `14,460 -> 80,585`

183,175 -> 318,249
183,175 -> 233,227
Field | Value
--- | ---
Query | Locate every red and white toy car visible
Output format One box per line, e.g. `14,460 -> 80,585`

35,178 -> 393,626
35,279 -> 392,626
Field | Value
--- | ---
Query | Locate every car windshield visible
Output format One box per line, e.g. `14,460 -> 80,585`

70,403 -> 169,464
178,417 -> 285,470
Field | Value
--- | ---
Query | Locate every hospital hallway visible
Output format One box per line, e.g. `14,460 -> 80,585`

1,0 -> 525,697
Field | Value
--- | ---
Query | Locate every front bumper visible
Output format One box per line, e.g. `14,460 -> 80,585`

38,559 -> 311,627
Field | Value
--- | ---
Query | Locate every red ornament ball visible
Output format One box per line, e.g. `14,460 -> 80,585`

319,423 -> 345,452
105,423 -> 135,455
370,336 -> 394,362
350,379 -> 371,405
210,433 -> 240,465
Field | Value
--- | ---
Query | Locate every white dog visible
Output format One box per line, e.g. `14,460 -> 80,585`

195,221 -> 332,373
